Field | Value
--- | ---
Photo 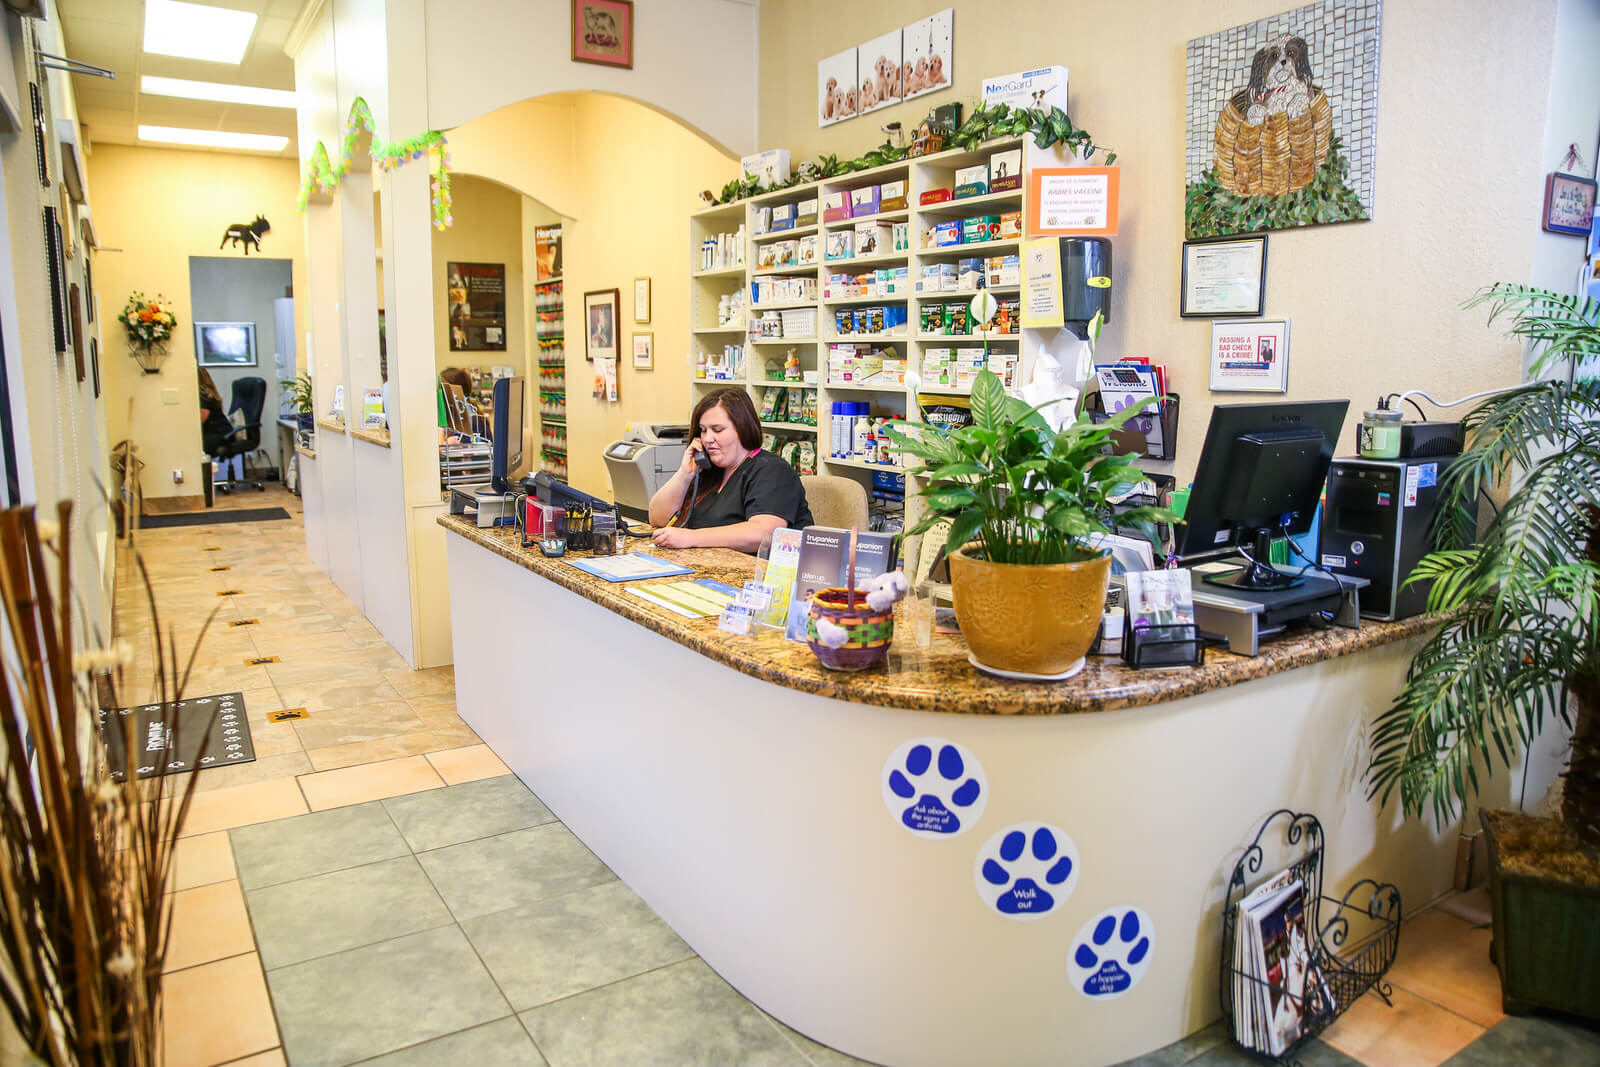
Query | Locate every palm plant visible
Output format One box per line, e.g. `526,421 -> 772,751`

1367,283 -> 1600,848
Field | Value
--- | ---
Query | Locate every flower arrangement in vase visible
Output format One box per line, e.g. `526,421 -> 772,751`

117,292 -> 176,373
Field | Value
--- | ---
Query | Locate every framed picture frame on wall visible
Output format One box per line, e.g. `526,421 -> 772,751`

194,322 -> 259,368
583,288 -> 620,362
632,331 -> 653,370
572,0 -> 633,69
1543,172 -> 1597,236
1180,234 -> 1267,317
633,276 -> 651,323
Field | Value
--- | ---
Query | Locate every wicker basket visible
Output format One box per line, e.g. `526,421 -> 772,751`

806,588 -> 894,671
1212,89 -> 1332,196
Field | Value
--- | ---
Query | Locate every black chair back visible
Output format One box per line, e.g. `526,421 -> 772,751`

228,377 -> 267,449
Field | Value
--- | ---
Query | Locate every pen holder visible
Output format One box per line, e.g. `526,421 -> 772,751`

806,588 -> 894,671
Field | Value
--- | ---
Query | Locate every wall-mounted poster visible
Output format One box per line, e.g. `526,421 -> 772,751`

857,28 -> 902,114
1185,0 -> 1382,238
902,8 -> 953,101
447,261 -> 507,352
535,225 -> 563,281
818,47 -> 858,127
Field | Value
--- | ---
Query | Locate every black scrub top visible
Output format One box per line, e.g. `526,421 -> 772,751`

687,449 -> 813,532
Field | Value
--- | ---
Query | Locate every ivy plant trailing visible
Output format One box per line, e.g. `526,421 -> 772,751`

715,102 -> 1115,205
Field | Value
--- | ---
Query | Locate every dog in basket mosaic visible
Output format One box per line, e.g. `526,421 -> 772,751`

1244,33 -> 1315,125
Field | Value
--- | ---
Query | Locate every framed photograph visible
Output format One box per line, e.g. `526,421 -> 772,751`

857,27 -> 903,114
1543,172 -> 1596,236
583,288 -> 620,362
447,261 -> 507,351
1181,234 -> 1267,317
68,284 -> 84,382
632,331 -> 653,370
194,321 -> 259,368
42,207 -> 67,354
572,0 -> 633,69
90,337 -> 99,399
633,276 -> 651,323
1210,319 -> 1289,393
818,46 -> 858,127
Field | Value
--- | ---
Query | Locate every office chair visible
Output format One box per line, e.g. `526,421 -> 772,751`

799,475 -> 869,530
208,377 -> 272,493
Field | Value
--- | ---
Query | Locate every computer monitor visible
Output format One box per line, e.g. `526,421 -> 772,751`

1177,399 -> 1349,591
490,376 -> 524,493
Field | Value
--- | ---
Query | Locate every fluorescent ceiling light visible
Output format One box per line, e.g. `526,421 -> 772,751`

143,0 -> 257,64
141,76 -> 296,109
138,125 -> 288,152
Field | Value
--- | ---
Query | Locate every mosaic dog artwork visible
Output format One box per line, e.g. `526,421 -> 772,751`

221,215 -> 271,255
1244,33 -> 1315,125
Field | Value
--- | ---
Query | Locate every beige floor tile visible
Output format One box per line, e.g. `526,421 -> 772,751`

426,744 -> 509,785
273,678 -> 404,715
1387,910 -> 1505,1028
159,952 -> 279,1067
251,629 -> 359,657
238,687 -> 286,715
219,1050 -> 285,1067
170,831 -> 236,891
191,751 -> 315,793
1320,985 -> 1484,1067
305,731 -> 444,771
163,880 -> 256,972
383,665 -> 455,698
296,755 -> 446,811
291,702 -> 425,749
1434,886 -> 1493,927
409,695 -> 460,717
237,716 -> 304,760
431,723 -> 483,749
178,778 -> 308,838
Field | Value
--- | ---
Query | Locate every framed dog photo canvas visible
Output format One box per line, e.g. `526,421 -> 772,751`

818,46 -> 859,127
1543,172 -> 1596,236
1181,235 -> 1267,317
572,0 -> 633,69
584,288 -> 620,362
856,28 -> 902,115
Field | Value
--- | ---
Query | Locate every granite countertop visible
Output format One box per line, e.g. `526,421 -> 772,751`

441,514 -> 1435,716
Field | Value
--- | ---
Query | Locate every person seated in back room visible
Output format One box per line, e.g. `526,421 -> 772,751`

648,387 -> 813,553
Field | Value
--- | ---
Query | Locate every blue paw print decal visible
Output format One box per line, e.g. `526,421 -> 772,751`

881,738 -> 987,837
1068,907 -> 1155,1000
973,822 -> 1079,920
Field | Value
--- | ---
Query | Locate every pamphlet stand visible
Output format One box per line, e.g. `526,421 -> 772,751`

1122,621 -> 1205,668
1080,389 -> 1181,462
1220,810 -> 1402,1064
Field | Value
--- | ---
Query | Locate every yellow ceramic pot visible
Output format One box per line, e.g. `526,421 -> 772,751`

949,544 -> 1112,677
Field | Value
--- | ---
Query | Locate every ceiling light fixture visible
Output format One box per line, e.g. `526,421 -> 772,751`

142,0 -> 258,64
141,76 -> 297,109
138,125 -> 289,152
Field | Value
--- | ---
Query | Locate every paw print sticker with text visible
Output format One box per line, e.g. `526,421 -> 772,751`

973,822 -> 1079,920
1068,907 -> 1155,1000
881,738 -> 988,837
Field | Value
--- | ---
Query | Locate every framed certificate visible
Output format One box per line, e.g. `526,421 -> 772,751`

1181,235 -> 1267,317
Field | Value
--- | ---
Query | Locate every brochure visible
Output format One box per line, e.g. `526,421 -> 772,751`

755,528 -> 804,628
1124,569 -> 1195,629
784,526 -> 898,640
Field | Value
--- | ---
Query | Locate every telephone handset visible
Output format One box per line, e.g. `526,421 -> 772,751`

694,450 -> 715,474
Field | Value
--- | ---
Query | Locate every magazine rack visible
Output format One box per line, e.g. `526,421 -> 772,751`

1080,389 -> 1181,462
1220,810 -> 1402,1064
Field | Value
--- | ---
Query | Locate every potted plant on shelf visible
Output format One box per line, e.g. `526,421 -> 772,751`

886,364 -> 1175,679
1366,283 -> 1600,1020
281,372 -> 315,430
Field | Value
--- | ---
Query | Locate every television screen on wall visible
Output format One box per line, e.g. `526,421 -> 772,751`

194,321 -> 258,367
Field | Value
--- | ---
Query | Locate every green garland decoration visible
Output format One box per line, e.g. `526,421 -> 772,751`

297,96 -> 455,229
715,101 -> 1115,206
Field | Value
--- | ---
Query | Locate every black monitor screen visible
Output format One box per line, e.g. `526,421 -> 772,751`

1178,400 -> 1348,590
491,376 -> 524,492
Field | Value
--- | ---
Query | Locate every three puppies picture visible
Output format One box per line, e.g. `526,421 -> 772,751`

818,9 -> 952,127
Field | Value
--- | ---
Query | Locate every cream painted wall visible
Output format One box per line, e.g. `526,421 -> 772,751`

758,0 -> 1566,482
445,98 -> 577,221
431,174 -> 524,378
90,145 -> 307,499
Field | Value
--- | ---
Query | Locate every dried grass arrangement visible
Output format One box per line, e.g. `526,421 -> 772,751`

0,501 -> 212,1065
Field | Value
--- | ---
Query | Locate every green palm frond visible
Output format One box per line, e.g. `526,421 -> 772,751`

1465,283 -> 1600,378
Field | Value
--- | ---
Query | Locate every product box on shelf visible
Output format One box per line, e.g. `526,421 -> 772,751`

771,203 -> 796,232
741,148 -> 792,189
825,230 -> 855,261
932,220 -> 963,247
879,180 -> 907,212
773,240 -> 799,267
987,255 -> 1021,288
890,266 -> 911,294
988,149 -> 1023,193
920,187 -> 953,206
753,205 -> 772,235
954,164 -> 989,199
892,222 -> 911,251
853,221 -> 892,255
849,185 -> 881,218
822,191 -> 852,222
796,198 -> 819,227
962,215 -> 1001,243
999,211 -> 1023,239
958,258 -> 985,290
798,234 -> 819,264
981,66 -> 1070,113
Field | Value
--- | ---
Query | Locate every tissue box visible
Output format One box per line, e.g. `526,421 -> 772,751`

987,255 -> 1021,288
999,211 -> 1023,239
822,191 -> 852,222
825,230 -> 855,261
963,216 -> 1000,244
795,198 -> 818,227
853,222 -> 891,256
933,220 -> 963,247
849,185 -> 881,217
741,148 -> 791,188
954,164 -> 988,199
982,66 -> 1070,113
989,149 -> 1022,193
771,203 -> 796,232
879,180 -> 907,212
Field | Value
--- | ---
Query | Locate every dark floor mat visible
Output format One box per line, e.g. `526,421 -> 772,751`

140,507 -> 291,528
98,692 -> 255,779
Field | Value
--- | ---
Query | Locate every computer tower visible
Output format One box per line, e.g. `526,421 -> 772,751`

1318,456 -> 1460,620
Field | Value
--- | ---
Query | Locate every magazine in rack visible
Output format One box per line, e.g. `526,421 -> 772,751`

1232,871 -> 1336,1055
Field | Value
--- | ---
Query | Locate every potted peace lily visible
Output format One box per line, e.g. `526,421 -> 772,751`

886,296 -> 1177,678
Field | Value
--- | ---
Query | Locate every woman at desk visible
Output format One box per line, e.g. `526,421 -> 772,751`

649,388 -> 812,553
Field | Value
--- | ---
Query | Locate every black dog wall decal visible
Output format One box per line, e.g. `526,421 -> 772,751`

221,215 -> 271,255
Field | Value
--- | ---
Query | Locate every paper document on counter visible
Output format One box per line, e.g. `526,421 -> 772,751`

566,552 -> 693,582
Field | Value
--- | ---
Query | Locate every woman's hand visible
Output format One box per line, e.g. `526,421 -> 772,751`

651,526 -> 700,550
677,437 -> 705,477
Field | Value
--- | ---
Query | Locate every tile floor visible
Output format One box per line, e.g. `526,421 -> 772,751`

120,488 -> 1600,1066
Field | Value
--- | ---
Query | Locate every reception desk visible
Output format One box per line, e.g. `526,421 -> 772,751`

443,516 -> 1450,1066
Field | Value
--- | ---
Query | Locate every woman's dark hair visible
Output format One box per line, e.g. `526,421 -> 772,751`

440,367 -> 473,394
197,367 -> 223,408
691,388 -> 761,450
